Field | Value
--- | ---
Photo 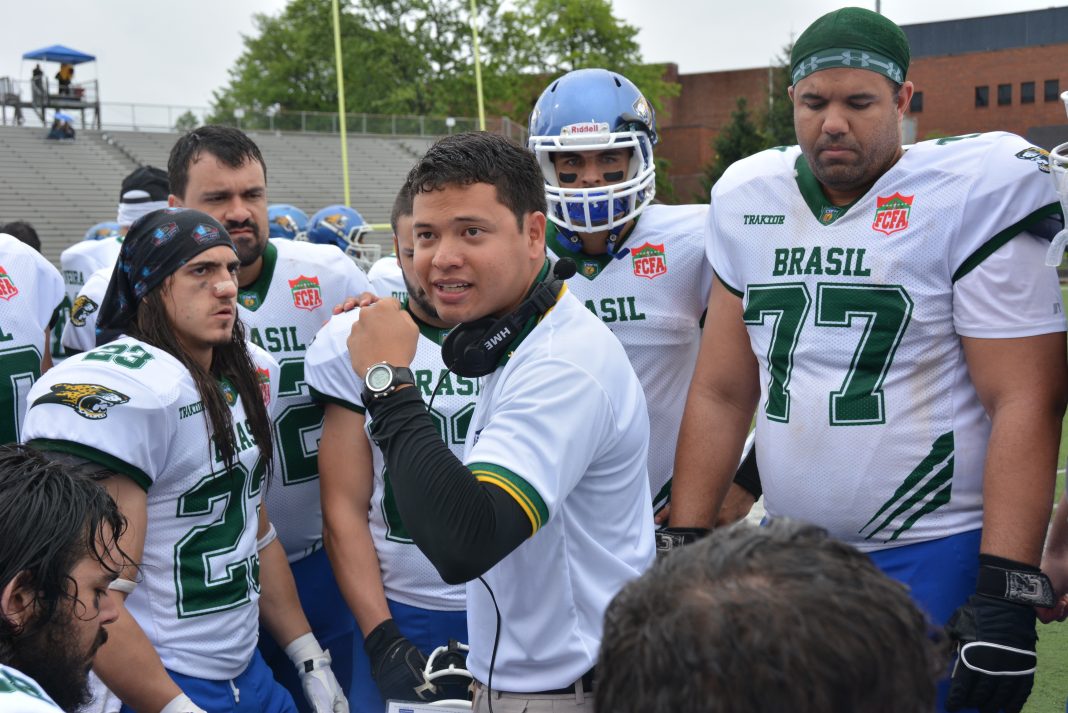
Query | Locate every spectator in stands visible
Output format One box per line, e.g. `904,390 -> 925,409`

596,519 -> 950,713
46,115 -> 75,141
0,221 -> 41,253
55,64 -> 73,96
31,64 -> 44,105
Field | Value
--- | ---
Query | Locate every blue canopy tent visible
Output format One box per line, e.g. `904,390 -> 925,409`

0,44 -> 102,128
22,45 -> 96,65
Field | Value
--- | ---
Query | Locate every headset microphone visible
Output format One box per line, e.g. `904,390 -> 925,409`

441,259 -> 573,378
554,257 -> 577,280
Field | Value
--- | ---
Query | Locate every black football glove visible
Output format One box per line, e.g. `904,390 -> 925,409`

655,527 -> 709,558
364,619 -> 436,703
945,555 -> 1053,713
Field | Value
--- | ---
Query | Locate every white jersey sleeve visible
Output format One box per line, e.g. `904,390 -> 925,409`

0,664 -> 62,712
23,339 -> 176,489
62,266 -> 110,353
305,310 -> 364,412
953,231 -> 1066,338
369,257 -> 408,302
0,234 -> 66,443
59,238 -> 121,305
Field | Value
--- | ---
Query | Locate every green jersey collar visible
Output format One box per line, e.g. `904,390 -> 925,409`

237,241 -> 278,311
409,305 -> 452,345
545,218 -> 641,280
794,154 -> 865,226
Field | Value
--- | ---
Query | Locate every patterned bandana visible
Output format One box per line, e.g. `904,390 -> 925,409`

97,208 -> 235,336
790,7 -> 910,85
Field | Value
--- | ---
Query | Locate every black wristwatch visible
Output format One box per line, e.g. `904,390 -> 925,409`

362,362 -> 415,402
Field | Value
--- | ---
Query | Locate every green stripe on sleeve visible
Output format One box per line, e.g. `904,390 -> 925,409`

308,385 -> 365,414
468,461 -> 550,534
27,438 -> 153,492
952,202 -> 1061,282
715,272 -> 743,298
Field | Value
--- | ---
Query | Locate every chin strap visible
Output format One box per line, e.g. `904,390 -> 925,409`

555,224 -> 631,260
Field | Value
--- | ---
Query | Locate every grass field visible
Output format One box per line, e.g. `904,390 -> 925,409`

1019,286 -> 1068,713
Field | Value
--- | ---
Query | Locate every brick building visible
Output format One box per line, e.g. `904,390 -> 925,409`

659,6 -> 1068,202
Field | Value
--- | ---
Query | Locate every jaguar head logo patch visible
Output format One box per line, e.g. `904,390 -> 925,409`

33,383 -> 130,420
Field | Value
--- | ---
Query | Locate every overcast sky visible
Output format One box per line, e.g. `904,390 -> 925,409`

0,0 -> 1062,117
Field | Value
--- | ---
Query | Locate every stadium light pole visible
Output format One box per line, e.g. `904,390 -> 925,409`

332,0 -> 353,206
470,0 -> 486,131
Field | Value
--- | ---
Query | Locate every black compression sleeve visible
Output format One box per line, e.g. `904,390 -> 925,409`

366,386 -> 532,584
732,439 -> 761,499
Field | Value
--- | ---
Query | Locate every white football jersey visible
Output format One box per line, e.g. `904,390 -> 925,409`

304,309 -> 468,611
548,203 -> 712,510
62,266 -> 110,354
56,238 -> 122,363
23,337 -> 280,679
462,287 -> 654,692
240,239 -> 372,561
0,664 -> 62,712
0,233 -> 64,443
368,256 -> 407,302
709,132 -> 1066,553
60,238 -> 121,306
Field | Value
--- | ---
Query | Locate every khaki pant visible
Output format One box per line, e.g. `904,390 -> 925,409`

471,679 -> 593,712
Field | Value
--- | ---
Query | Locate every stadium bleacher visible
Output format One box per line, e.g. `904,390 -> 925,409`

0,126 -> 424,265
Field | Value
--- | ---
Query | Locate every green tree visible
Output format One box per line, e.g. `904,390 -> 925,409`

174,110 -> 199,133
763,43 -> 795,147
485,0 -> 677,116
700,97 -> 764,199
210,0 -> 678,128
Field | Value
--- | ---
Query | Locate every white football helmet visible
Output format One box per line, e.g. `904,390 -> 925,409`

1045,90 -> 1068,266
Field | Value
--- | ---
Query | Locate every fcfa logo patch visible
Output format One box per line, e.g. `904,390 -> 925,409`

872,193 -> 914,236
256,367 -> 271,406
0,266 -> 17,301
631,242 -> 667,279
289,275 -> 323,311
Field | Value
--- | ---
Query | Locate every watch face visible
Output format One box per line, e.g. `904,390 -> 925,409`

366,364 -> 393,392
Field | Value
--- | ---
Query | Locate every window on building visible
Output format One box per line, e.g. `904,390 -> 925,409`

998,84 -> 1012,106
1046,79 -> 1061,102
909,91 -> 923,113
975,86 -> 989,108
1021,82 -> 1035,104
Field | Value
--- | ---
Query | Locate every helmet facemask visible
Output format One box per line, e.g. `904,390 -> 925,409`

531,125 -> 656,236
1045,90 -> 1068,266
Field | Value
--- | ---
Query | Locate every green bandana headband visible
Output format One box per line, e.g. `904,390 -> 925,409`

791,7 -> 910,85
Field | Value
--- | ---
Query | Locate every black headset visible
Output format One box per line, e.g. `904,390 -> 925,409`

441,258 -> 577,378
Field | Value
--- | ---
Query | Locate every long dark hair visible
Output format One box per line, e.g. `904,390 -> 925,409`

129,289 -> 274,479
0,445 -> 127,652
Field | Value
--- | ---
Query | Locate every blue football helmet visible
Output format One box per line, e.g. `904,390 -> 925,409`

83,221 -> 122,241
528,68 -> 657,244
268,204 -> 309,240
308,204 -> 376,267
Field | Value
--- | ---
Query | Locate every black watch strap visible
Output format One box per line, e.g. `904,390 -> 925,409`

363,365 -> 415,402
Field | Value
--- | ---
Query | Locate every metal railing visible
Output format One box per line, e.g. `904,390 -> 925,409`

0,87 -> 525,142
0,77 -> 102,128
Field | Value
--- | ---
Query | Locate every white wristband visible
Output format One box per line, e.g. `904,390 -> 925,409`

285,632 -> 324,665
159,692 -> 206,713
256,522 -> 278,552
